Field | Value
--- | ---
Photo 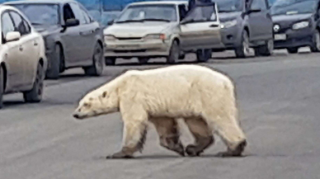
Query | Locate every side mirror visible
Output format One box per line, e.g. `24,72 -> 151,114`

64,19 -> 80,27
6,31 -> 21,42
247,8 -> 262,14
107,20 -> 114,26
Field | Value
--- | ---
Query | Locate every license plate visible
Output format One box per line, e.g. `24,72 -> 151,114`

274,34 -> 287,41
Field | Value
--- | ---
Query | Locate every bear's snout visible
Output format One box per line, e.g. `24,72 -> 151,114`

73,112 -> 85,120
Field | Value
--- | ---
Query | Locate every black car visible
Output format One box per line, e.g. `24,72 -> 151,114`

5,0 -> 105,79
213,0 -> 274,58
271,0 -> 320,53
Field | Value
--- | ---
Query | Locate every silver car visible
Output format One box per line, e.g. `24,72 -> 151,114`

103,1 -> 223,65
0,5 -> 47,109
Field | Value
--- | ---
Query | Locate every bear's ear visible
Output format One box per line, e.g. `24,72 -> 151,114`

102,91 -> 107,98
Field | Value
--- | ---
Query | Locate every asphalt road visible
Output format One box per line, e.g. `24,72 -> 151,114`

1,49 -> 320,179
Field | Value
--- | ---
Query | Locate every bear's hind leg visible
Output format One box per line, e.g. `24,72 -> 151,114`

107,115 -> 149,159
184,117 -> 214,157
211,116 -> 247,157
151,118 -> 185,156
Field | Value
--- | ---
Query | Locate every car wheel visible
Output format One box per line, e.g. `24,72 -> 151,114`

0,67 -> 4,109
167,40 -> 179,64
310,30 -> 320,52
287,47 -> 299,54
235,30 -> 252,58
105,57 -> 116,66
254,39 -> 274,56
23,63 -> 44,103
46,44 -> 63,80
84,43 -> 104,76
138,57 -> 149,64
196,49 -> 212,62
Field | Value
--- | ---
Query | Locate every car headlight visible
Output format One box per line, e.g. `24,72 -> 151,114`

292,21 -> 309,30
221,20 -> 237,29
104,35 -> 116,41
144,34 -> 167,40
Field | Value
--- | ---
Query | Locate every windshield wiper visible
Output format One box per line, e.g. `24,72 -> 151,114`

219,10 -> 234,13
141,18 -> 171,22
31,22 -> 43,25
116,18 -> 170,23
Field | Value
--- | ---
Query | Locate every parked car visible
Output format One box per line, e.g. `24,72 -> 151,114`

213,0 -> 274,57
5,0 -> 105,79
0,5 -> 47,109
271,0 -> 320,53
103,1 -> 222,65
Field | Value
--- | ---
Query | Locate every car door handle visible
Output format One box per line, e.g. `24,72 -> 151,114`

210,24 -> 219,28
34,41 -> 38,46
19,46 -> 23,51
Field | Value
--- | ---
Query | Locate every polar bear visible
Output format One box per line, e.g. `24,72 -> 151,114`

73,65 -> 247,159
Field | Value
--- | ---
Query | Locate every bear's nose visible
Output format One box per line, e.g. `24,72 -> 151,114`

73,113 -> 80,119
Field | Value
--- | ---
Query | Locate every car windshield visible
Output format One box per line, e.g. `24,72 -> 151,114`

214,0 -> 243,12
116,4 -> 177,23
271,0 -> 317,15
10,4 -> 59,26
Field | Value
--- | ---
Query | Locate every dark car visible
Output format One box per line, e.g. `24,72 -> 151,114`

213,0 -> 274,58
271,0 -> 320,53
5,0 -> 105,79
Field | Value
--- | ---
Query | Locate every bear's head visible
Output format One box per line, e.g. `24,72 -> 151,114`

73,89 -> 119,120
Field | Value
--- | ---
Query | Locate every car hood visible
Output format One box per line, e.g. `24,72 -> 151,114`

104,22 -> 176,37
272,13 -> 313,23
219,12 -> 241,22
33,24 -> 61,37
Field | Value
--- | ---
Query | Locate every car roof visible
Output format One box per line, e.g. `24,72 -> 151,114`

4,0 -> 77,5
128,1 -> 188,6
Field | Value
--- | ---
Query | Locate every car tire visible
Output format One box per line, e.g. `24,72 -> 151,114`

196,49 -> 212,62
46,44 -> 63,80
84,43 -> 104,76
287,47 -> 298,54
235,30 -> 251,58
254,39 -> 274,56
310,30 -> 320,52
23,63 -> 44,103
138,57 -> 149,64
105,57 -> 116,66
167,40 -> 179,64
0,67 -> 4,109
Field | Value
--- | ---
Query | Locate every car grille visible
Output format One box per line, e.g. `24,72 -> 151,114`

116,37 -> 142,40
114,49 -> 146,53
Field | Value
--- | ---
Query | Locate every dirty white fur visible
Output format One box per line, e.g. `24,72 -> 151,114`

74,65 -> 246,155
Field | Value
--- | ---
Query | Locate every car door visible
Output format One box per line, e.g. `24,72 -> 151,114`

60,3 -> 82,67
247,0 -> 273,41
179,3 -> 222,51
73,2 -> 99,65
9,10 -> 39,87
1,11 -> 24,90
69,2 -> 93,65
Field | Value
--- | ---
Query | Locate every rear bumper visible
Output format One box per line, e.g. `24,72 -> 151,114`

104,39 -> 170,58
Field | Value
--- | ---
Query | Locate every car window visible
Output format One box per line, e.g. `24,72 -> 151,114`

1,12 -> 15,44
178,4 -> 188,21
79,4 -> 92,23
250,0 -> 267,10
69,3 -> 87,24
9,11 -> 30,36
183,4 -> 217,22
63,3 -> 76,22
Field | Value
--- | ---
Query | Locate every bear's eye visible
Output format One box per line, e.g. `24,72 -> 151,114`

83,103 -> 91,108
102,91 -> 107,98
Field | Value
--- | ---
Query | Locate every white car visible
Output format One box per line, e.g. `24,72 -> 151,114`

103,1 -> 222,65
0,5 -> 47,109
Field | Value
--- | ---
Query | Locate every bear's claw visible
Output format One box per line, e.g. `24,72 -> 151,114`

106,152 -> 133,159
185,145 -> 201,157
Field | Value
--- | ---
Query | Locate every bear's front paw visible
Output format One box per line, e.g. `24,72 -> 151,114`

185,145 -> 201,157
106,152 -> 133,159
215,151 -> 242,158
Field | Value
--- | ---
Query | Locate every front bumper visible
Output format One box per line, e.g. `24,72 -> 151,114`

274,28 -> 314,49
104,39 -> 171,58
